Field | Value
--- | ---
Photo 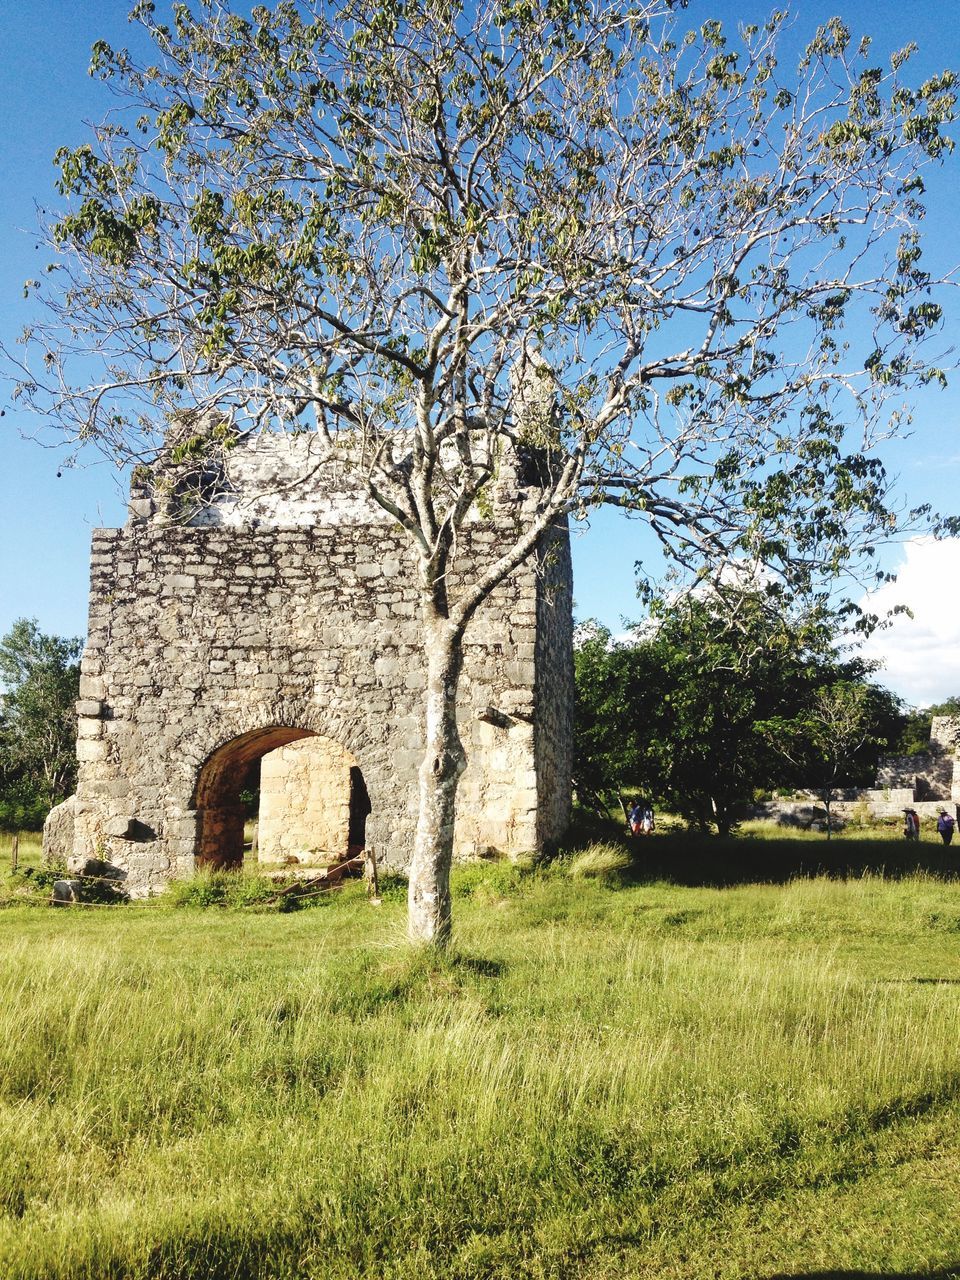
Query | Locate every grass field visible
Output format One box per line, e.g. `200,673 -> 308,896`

0,831 -> 42,876
1,837 -> 959,1278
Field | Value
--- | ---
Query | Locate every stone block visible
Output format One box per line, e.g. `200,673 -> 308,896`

52,879 -> 84,906
43,795 -> 77,865
104,816 -> 149,840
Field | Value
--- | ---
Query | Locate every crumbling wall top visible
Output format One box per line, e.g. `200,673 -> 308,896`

128,427 -> 548,529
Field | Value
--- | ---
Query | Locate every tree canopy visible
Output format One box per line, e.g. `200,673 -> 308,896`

574,591 -> 903,835
0,620 -> 82,831
7,0 -> 956,939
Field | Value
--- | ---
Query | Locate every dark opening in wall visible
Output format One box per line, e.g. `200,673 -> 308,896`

348,765 -> 371,854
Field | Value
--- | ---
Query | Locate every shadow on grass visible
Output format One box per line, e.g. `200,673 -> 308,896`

451,954 -> 505,978
764,1271 -> 960,1279
562,810 -> 960,886
391,947 -> 507,987
621,833 -> 960,887
883,978 -> 960,985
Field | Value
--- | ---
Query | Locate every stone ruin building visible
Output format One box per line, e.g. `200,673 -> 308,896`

860,715 -> 960,820
45,431 -> 574,895
757,715 -> 960,829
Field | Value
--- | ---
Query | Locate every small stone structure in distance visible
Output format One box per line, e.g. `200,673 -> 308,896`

45,428 -> 573,894
862,714 -> 960,819
756,715 -> 960,829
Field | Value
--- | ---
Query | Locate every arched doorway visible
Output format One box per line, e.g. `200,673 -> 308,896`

192,727 -> 369,870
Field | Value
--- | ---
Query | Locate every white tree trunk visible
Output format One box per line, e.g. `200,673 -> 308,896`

407,620 -> 467,946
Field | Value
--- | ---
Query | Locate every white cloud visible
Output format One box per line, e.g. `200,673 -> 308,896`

859,537 -> 960,707
911,453 -> 960,471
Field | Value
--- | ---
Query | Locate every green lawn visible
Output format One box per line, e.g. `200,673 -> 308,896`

0,842 -> 959,1278
0,831 -> 42,876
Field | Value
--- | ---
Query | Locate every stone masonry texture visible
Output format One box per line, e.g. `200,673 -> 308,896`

63,434 -> 574,894
258,738 -> 355,865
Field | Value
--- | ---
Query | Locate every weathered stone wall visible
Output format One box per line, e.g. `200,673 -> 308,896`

42,795 -> 76,865
859,787 -> 920,818
875,754 -> 955,800
71,434 -> 574,893
129,431 -> 532,531
930,715 -> 960,752
258,738 -> 354,864
864,716 -> 960,808
131,434 -> 389,529
875,756 -> 922,790
757,793 -> 959,828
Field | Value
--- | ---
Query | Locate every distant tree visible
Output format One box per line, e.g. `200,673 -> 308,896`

763,677 -> 900,838
573,623 -> 662,814
575,589 -> 903,836
896,708 -> 935,756
893,695 -> 960,755
641,590 -> 837,836
0,620 -> 82,830
8,1 -> 956,940
575,589 -> 821,834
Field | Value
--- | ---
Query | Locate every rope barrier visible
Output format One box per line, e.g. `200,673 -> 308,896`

0,870 -> 375,910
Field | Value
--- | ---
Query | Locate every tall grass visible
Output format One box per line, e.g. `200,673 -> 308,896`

0,862 -> 958,1277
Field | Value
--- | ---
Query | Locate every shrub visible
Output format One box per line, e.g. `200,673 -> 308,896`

452,855 -> 536,901
228,875 -> 282,909
25,863 -> 67,891
164,870 -> 232,909
565,843 -> 632,881
373,871 -> 408,903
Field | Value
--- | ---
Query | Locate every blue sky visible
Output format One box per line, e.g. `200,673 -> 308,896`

1,1 -> 958,704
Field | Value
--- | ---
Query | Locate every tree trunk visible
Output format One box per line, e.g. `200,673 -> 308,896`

710,795 -> 731,838
407,620 -> 467,946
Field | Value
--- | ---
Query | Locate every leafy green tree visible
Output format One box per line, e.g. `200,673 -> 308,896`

575,591 -> 818,834
573,622 -> 663,814
762,678 -> 901,838
7,1 -> 955,941
575,590 -> 903,835
645,593 -> 809,835
646,590 -> 869,835
0,620 -> 82,830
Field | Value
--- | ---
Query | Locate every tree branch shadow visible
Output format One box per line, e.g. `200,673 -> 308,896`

762,1270 -> 960,1279
618,833 -> 960,888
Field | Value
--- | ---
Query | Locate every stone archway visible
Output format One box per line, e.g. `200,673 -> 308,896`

192,726 -> 312,870
192,726 -> 369,870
